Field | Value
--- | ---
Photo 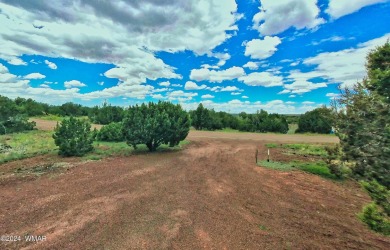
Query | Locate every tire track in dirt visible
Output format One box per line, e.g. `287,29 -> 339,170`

1,138 -> 388,249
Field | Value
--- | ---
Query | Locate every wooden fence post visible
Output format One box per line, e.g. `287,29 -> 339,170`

255,149 -> 258,164
267,149 -> 270,162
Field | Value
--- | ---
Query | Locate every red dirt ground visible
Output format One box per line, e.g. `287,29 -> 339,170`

1,132 -> 389,249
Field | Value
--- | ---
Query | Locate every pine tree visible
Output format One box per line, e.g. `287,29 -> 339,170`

53,116 -> 94,156
122,101 -> 190,152
333,41 -> 390,188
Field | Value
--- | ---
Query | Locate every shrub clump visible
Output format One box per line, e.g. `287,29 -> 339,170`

96,122 -> 123,142
358,203 -> 390,235
122,101 -> 190,152
52,116 -> 94,156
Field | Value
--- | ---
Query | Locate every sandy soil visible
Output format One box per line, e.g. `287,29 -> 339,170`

1,136 -> 388,249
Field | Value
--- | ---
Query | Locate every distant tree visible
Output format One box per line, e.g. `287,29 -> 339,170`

52,117 -> 94,156
122,101 -> 190,151
96,122 -> 123,142
191,103 -> 211,130
14,97 -> 45,116
332,42 -> 390,188
89,102 -> 124,125
0,95 -> 35,134
59,102 -> 84,116
296,107 -> 332,134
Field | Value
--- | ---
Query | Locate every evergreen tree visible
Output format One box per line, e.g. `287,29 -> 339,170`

333,41 -> 390,188
53,116 -> 94,156
122,101 -> 190,151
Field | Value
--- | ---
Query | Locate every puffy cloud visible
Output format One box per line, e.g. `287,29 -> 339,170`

184,81 -> 207,90
326,93 -> 340,98
172,83 -> 183,87
242,96 -> 249,99
253,0 -> 324,35
220,86 -> 241,92
243,61 -> 259,70
44,59 -> 57,69
231,92 -> 241,95
190,66 -> 245,83
159,81 -> 171,87
167,90 -> 198,101
0,0 -> 239,77
201,94 -> 215,99
39,84 -> 50,88
326,0 -> 389,19
24,72 -> 46,79
0,63 -> 9,73
244,36 -> 281,59
239,72 -> 283,87
282,80 -> 327,94
209,52 -> 231,67
301,34 -> 390,88
64,80 -> 86,88
152,94 -> 164,99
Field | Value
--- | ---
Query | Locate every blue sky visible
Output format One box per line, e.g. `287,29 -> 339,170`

0,0 -> 389,113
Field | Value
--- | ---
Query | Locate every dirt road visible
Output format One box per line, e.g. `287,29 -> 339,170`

1,137 -> 388,249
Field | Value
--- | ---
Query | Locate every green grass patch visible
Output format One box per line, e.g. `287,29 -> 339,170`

287,123 -> 298,134
0,130 -> 57,164
258,160 -> 338,179
282,143 -> 328,157
265,143 -> 278,148
32,114 -> 64,121
216,128 -> 241,133
83,140 -> 190,160
258,160 -> 295,171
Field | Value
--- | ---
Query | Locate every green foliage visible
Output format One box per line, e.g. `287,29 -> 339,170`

96,122 -> 123,142
89,101 -> 124,125
14,97 -> 46,116
366,41 -> 390,100
358,203 -> 390,235
238,110 -> 289,133
324,144 -> 352,178
122,101 -> 190,152
58,102 -> 89,116
52,116 -> 94,156
0,130 -> 56,163
296,107 -> 333,134
258,160 -> 338,179
280,143 -> 328,157
361,181 -> 390,216
0,95 -> 36,135
333,41 -> 390,188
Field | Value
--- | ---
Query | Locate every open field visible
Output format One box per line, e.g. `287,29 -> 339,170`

1,119 -> 388,249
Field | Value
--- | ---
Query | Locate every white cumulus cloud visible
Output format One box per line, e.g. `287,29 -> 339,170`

253,0 -> 324,35
244,36 -> 282,59
64,80 -> 86,88
44,60 -> 57,69
24,72 -> 46,79
185,81 -> 207,90
190,66 -> 245,83
239,72 -> 284,87
201,94 -> 215,99
326,0 -> 389,19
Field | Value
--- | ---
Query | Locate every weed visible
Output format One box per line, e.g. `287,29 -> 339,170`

0,130 -> 57,163
258,160 -> 338,179
265,143 -> 278,148
258,160 -> 295,171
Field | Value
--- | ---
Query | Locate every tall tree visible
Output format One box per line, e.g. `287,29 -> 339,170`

333,41 -> 390,188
